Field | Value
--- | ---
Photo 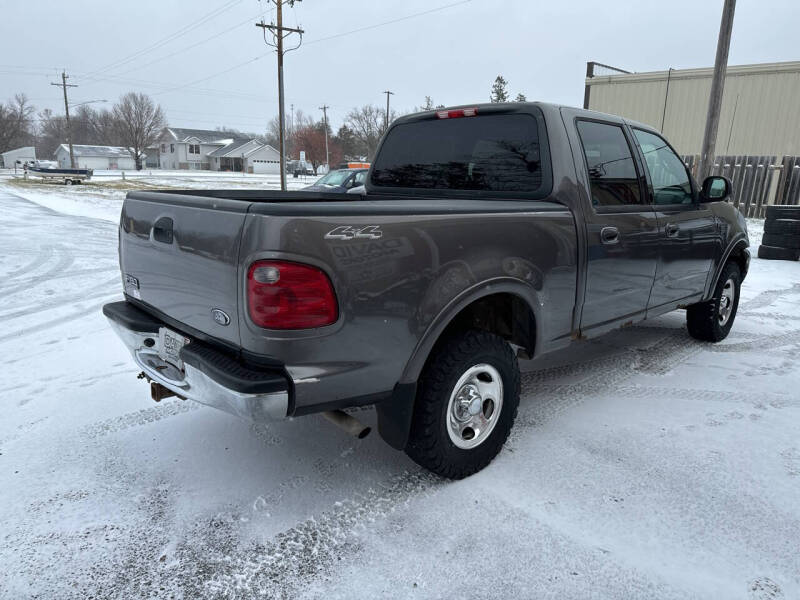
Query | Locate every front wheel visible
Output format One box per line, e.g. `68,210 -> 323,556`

405,330 -> 520,479
686,262 -> 741,342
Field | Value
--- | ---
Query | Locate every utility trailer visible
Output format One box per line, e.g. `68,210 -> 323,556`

27,165 -> 93,185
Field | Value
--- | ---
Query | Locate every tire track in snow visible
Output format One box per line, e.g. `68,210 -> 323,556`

740,283 -> 800,311
1,244 -> 54,280
0,279 -> 120,321
81,400 -> 199,439
0,298 -> 117,343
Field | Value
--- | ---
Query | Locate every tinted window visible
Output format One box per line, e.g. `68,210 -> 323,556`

576,120 -> 642,206
371,114 -> 544,193
633,129 -> 693,205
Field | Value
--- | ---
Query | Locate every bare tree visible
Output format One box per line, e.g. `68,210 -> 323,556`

36,109 -> 68,158
113,92 -> 166,170
344,104 -> 395,160
0,94 -> 35,153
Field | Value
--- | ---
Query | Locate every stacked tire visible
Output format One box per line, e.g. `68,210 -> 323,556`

759,206 -> 800,261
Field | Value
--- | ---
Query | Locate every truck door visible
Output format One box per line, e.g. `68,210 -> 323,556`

572,118 -> 660,332
629,128 -> 721,309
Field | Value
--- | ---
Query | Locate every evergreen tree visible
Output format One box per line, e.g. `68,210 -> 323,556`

515,93 -> 527,102
490,76 -> 509,103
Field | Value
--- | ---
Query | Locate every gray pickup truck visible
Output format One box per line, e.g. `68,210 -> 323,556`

104,102 -> 749,479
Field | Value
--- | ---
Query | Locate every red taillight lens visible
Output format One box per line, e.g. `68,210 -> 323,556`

436,107 -> 478,119
247,260 -> 338,329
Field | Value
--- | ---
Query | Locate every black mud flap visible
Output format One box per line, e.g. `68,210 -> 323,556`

375,382 -> 417,450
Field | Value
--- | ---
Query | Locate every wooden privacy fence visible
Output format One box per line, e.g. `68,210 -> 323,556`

681,154 -> 800,218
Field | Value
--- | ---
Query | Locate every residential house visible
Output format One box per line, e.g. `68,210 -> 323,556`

158,127 -> 280,173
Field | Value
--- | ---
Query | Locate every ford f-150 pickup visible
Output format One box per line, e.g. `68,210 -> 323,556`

104,102 -> 749,479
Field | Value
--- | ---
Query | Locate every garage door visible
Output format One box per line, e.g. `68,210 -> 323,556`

251,159 -> 279,174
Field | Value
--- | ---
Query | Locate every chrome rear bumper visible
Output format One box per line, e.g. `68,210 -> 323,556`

106,312 -> 289,422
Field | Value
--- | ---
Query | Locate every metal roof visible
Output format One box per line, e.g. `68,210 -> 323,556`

207,138 -> 259,158
56,144 -> 137,158
163,127 -> 249,144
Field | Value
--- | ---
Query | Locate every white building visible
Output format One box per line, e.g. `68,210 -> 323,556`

54,145 -> 139,170
1,146 -> 36,169
158,127 -> 279,173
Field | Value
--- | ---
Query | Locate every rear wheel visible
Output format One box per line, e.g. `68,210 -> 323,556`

64,178 -> 73,186
405,330 -> 520,479
686,262 -> 741,342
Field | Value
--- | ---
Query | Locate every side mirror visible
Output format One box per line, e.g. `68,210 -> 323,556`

700,175 -> 731,202
352,180 -> 364,188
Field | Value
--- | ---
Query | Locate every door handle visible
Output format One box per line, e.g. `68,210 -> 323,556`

153,217 -> 174,244
666,223 -> 680,237
600,226 -> 619,245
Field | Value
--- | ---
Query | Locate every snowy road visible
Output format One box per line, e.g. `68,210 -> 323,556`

1,186 -> 799,599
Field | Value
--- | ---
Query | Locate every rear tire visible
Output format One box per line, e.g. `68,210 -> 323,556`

405,330 -> 520,479
758,245 -> 800,261
686,262 -> 741,342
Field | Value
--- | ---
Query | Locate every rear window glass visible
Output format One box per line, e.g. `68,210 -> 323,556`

371,113 -> 547,194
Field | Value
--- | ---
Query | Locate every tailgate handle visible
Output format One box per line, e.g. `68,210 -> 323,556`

153,217 -> 174,244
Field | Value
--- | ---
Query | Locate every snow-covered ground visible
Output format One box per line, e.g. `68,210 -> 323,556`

0,182 -> 798,599
0,170 -> 315,222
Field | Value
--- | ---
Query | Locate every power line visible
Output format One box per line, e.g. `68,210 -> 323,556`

81,0 -> 242,79
112,11 -> 265,77
304,0 -> 472,46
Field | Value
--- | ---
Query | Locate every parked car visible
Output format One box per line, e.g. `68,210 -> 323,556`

104,102 -> 749,479
303,168 -> 368,192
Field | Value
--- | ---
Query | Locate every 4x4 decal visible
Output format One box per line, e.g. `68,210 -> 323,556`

325,225 -> 383,240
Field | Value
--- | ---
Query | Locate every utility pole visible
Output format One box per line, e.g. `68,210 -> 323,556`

51,71 -> 78,168
698,0 -> 736,181
383,90 -> 394,131
319,104 -> 329,170
256,1 -> 304,191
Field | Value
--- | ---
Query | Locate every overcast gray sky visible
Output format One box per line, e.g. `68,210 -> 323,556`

2,0 -> 798,132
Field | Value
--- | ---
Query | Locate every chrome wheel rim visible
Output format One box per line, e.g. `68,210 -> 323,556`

446,364 -> 503,450
718,277 -> 736,326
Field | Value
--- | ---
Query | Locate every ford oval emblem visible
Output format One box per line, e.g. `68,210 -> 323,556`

211,308 -> 231,326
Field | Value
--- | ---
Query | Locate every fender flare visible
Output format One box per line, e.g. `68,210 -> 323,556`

376,278 -> 542,450
704,235 -> 749,300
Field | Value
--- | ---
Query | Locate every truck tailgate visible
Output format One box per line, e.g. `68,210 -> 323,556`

119,193 -> 249,347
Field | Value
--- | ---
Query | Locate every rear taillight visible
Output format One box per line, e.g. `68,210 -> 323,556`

247,260 -> 338,329
436,107 -> 478,119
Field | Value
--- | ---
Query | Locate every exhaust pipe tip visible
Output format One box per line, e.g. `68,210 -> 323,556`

322,409 -> 371,439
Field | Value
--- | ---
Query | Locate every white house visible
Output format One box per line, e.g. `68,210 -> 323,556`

207,138 -> 281,174
1,146 -> 36,169
55,144 -> 139,170
158,127 -> 279,173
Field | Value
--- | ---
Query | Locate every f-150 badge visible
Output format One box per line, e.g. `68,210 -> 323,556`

325,225 -> 383,241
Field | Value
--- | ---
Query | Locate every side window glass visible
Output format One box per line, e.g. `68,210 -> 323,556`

633,129 -> 693,205
576,120 -> 642,207
354,170 -> 367,185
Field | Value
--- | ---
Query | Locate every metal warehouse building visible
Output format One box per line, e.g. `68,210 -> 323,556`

584,60 -> 800,157
584,60 -> 800,216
